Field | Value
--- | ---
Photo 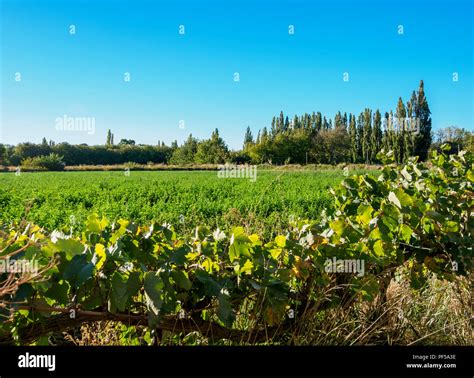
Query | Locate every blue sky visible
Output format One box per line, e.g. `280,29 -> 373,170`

1,0 -> 472,149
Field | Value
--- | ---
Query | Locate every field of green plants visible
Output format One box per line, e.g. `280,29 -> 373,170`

0,169 -> 372,239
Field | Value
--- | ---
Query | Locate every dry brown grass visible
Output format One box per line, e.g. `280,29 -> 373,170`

291,268 -> 472,346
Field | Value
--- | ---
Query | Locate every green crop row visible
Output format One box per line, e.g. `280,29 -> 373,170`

0,169 -> 373,239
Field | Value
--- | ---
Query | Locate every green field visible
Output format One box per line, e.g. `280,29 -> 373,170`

0,169 -> 372,237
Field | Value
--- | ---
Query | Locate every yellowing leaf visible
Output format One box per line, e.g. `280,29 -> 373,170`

249,234 -> 260,244
202,258 -> 218,273
270,248 -> 282,260
467,170 -> 474,182
231,227 -> 245,241
275,235 -> 286,248
94,243 -> 107,270
330,218 -> 346,236
241,259 -> 253,275
356,204 -> 373,225
373,240 -> 384,256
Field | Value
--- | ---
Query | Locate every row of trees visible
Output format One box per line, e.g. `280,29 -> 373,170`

168,129 -> 229,164
243,81 -> 433,164
0,81 -> 471,167
0,140 -> 172,166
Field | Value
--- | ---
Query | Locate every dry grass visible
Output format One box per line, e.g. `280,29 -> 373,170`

291,268 -> 472,346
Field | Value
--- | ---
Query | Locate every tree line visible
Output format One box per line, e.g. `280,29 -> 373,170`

244,80 -> 433,164
0,81 -> 472,167
0,141 -> 172,166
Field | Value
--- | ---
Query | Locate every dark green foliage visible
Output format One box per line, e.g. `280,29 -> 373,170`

247,81 -> 439,165
3,142 -> 172,166
20,153 -> 66,171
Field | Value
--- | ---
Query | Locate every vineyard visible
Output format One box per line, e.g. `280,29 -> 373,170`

0,148 -> 472,346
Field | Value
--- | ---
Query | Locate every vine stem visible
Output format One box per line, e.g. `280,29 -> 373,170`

1,304 -> 286,345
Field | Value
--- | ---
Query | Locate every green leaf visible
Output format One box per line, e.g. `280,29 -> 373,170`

399,224 -> 413,243
241,259 -> 253,275
195,270 -> 221,296
144,271 -> 164,315
195,226 -> 209,240
171,270 -> 192,290
54,238 -> 85,260
62,255 -> 95,289
217,289 -> 234,327
442,221 -> 459,233
229,240 -> 251,263
231,226 -> 245,238
77,262 -> 95,289
171,246 -> 189,265
393,188 -> 413,207
381,203 -> 400,230
376,218 -> 393,242
86,214 -> 108,233
440,143 -> 451,152
269,248 -> 282,260
235,259 -> 253,275
109,271 -> 129,312
45,281 -> 70,305
127,271 -> 141,297
13,283 -> 34,303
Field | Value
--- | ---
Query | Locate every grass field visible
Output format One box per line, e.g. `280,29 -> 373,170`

0,169 -> 373,238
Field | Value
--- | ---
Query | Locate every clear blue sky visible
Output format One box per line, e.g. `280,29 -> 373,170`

1,0 -> 472,149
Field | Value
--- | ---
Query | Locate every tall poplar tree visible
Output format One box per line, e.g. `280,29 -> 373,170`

243,126 -> 254,149
357,112 -> 364,162
414,80 -> 432,161
371,110 -> 382,162
349,114 -> 357,162
315,112 -> 322,132
382,112 -> 391,152
396,97 -> 407,163
362,108 -> 372,163
106,129 -> 114,146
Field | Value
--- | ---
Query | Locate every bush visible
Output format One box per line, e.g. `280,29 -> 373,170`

21,153 -> 65,171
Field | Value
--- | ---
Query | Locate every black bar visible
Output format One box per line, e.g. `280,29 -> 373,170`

0,346 -> 472,377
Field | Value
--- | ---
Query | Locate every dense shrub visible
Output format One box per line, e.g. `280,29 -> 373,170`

20,153 -> 66,171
